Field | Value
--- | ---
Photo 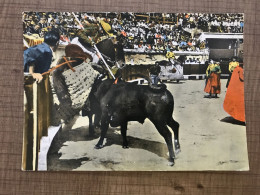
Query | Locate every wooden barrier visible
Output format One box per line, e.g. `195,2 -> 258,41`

121,65 -> 151,81
23,34 -> 44,47
22,75 -> 52,171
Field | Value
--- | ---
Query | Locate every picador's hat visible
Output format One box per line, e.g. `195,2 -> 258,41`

100,20 -> 114,37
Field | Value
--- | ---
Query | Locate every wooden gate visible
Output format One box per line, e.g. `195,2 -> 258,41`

22,74 -> 52,171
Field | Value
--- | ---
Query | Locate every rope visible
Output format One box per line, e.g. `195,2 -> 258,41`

63,57 -> 76,72
41,57 -> 86,76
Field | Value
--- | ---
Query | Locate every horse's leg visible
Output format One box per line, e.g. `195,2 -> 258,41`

152,120 -> 175,166
82,98 -> 95,136
88,113 -> 95,136
167,117 -> 180,154
95,118 -> 109,149
121,122 -> 129,148
94,111 -> 101,129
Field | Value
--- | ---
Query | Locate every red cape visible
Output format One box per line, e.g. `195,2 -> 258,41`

223,66 -> 245,122
204,72 -> 221,94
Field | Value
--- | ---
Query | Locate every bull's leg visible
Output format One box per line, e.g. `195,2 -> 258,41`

95,119 -> 109,149
152,121 -> 175,166
121,122 -> 129,149
167,117 -> 181,154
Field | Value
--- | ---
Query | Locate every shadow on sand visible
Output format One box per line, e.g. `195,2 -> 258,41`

220,116 -> 245,126
47,125 -> 169,171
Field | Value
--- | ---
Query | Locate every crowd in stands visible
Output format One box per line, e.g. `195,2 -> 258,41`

23,12 -> 243,54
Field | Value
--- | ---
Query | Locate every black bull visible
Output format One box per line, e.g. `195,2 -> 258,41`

86,79 -> 181,166
53,38 -> 180,165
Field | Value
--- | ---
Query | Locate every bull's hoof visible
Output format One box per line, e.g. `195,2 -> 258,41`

122,145 -> 129,149
168,161 -> 175,166
174,141 -> 181,152
94,144 -> 103,149
175,148 -> 181,155
168,158 -> 175,166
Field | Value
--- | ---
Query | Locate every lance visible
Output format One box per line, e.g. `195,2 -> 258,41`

90,37 -> 115,79
72,12 -> 84,29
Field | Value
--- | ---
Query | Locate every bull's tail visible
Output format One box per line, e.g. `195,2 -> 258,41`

165,90 -> 174,118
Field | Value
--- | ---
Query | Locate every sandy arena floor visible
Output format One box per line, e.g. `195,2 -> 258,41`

47,79 -> 249,171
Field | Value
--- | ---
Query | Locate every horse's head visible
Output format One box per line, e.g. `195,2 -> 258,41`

96,36 -> 125,68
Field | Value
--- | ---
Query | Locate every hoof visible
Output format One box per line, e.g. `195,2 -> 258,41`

122,145 -> 129,149
168,161 -> 175,166
174,141 -> 180,151
94,145 -> 103,149
168,157 -> 175,166
175,148 -> 181,155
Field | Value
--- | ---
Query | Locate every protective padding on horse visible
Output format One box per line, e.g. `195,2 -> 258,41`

51,61 -> 99,124
62,62 -> 99,109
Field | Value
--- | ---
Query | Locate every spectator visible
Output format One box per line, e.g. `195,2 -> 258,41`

23,12 -> 243,54
24,30 -> 60,82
